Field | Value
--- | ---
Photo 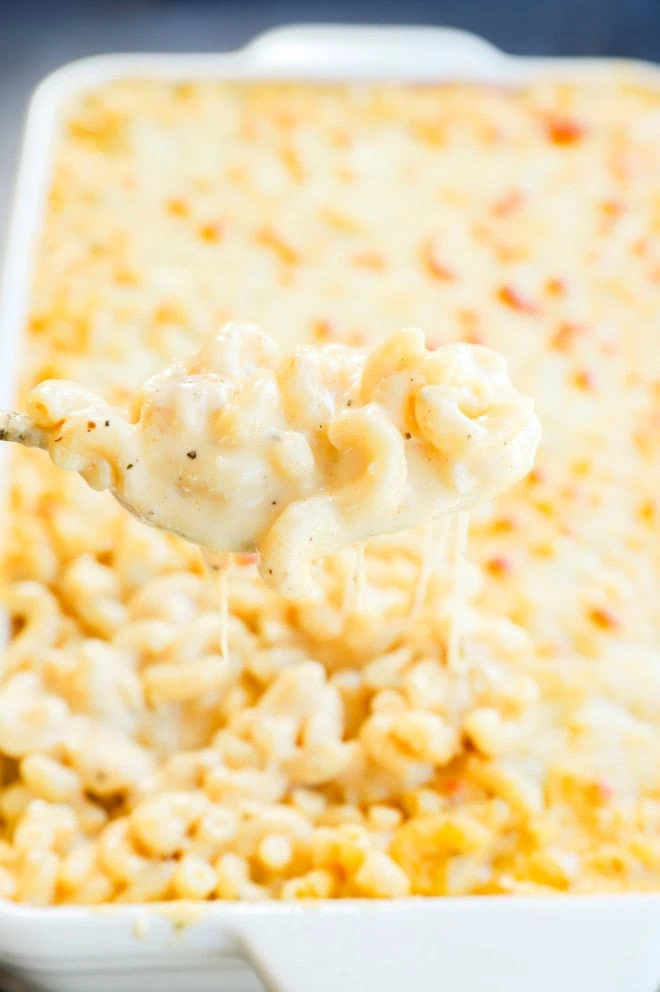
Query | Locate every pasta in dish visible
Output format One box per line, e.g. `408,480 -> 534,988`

27,324 -> 540,599
0,77 -> 658,904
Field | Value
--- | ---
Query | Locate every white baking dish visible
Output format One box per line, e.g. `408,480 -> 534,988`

1,23 -> 660,992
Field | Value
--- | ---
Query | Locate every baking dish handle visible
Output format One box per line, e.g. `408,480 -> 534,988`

241,24 -> 510,80
233,898 -> 660,992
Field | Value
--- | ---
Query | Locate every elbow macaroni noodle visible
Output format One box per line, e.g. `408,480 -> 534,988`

0,77 -> 658,904
27,324 -> 540,600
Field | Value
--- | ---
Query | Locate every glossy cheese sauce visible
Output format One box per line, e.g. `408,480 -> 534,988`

27,324 -> 540,601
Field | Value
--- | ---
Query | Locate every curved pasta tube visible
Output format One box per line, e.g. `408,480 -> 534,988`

414,384 -> 539,504
257,495 -> 340,600
2,582 -> 63,674
193,323 -> 278,378
260,405 -> 407,599
329,404 -> 408,519
361,327 -> 426,400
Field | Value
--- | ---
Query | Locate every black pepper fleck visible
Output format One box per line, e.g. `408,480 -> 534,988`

126,463 -> 134,470
187,450 -> 197,459
104,420 -> 110,427
405,432 -> 412,440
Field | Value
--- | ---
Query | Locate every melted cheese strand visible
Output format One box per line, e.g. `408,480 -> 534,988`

203,551 -> 231,662
342,544 -> 367,619
447,511 -> 470,673
410,515 -> 452,621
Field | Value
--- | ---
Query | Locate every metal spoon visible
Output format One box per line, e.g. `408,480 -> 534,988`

0,410 -> 47,450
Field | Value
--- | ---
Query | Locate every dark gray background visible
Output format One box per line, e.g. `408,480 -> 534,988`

2,0 -> 660,235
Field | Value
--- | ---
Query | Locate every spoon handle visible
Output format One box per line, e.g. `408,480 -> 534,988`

0,410 -> 47,450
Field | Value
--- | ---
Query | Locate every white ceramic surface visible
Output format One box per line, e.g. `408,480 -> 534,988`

1,24 -> 660,992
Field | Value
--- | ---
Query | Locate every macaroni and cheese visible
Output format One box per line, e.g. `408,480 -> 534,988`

26,324 -> 540,599
0,78 -> 658,905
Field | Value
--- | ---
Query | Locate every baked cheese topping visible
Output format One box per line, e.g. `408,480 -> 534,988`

0,78 -> 658,904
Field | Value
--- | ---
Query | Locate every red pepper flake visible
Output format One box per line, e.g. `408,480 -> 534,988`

235,552 -> 259,566
491,189 -> 524,217
545,277 -> 567,297
572,368 -> 594,391
496,284 -> 539,315
456,308 -> 483,344
420,239 -> 457,282
550,322 -> 583,352
544,113 -> 588,146
198,222 -> 223,244
588,606 -> 620,631
256,225 -> 299,266
594,781 -> 614,803
86,421 -> 96,431
486,556 -> 512,576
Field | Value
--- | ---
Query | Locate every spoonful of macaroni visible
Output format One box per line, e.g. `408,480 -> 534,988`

1,324 -> 541,600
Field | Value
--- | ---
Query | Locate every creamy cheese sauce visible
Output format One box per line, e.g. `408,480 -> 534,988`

27,324 -> 540,600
